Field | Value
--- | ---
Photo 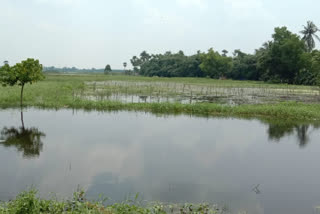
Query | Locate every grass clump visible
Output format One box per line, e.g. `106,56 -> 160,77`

0,189 -> 225,214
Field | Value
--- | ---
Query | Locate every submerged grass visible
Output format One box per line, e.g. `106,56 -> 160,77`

0,74 -> 320,121
0,189 -> 224,214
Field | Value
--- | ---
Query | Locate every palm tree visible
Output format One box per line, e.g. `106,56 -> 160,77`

300,21 -> 320,52
222,49 -> 228,57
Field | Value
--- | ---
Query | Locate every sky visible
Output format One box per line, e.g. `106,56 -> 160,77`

0,0 -> 319,69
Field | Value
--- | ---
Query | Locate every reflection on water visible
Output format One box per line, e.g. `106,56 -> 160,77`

0,112 -> 45,158
0,126 -> 45,158
267,122 -> 320,147
0,109 -> 320,214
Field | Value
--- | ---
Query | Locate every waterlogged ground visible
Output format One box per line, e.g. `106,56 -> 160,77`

1,108 -> 320,213
81,80 -> 320,105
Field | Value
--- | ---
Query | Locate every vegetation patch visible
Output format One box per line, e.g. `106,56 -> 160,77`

0,74 -> 320,121
0,189 -> 226,214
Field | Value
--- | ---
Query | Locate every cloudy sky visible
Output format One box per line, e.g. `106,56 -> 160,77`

1,0 -> 319,69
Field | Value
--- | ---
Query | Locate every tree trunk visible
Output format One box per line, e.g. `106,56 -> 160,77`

21,111 -> 25,130
20,84 -> 24,108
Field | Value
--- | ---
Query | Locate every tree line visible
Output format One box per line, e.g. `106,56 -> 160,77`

129,21 -> 320,85
42,66 -> 124,74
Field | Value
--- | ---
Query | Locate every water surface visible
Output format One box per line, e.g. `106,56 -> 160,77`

0,108 -> 319,214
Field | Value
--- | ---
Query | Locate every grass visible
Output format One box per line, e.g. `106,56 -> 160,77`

0,73 -> 320,121
0,189 -> 225,214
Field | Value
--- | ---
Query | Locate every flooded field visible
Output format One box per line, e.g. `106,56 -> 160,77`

0,108 -> 320,213
80,81 -> 320,105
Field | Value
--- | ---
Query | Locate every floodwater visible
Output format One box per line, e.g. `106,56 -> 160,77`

0,108 -> 320,214
83,81 -> 320,105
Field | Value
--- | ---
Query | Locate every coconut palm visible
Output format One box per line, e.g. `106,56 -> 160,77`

300,21 -> 320,52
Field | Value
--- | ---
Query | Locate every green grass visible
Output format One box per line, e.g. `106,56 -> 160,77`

1,73 -> 320,121
42,73 -> 319,89
0,189 -> 224,214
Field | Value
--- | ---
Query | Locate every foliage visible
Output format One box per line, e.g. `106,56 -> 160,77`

199,48 -> 232,79
104,65 -> 112,75
131,51 -> 204,78
257,27 -> 307,84
0,58 -> 44,106
131,51 -> 152,72
0,64 -> 15,86
310,50 -> 320,86
0,59 -> 44,87
0,189 -> 225,214
228,50 -> 259,80
300,21 -> 320,52
129,22 -> 320,85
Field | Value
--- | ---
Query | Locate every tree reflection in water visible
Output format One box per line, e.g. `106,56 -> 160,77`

0,112 -> 45,158
267,122 -> 320,148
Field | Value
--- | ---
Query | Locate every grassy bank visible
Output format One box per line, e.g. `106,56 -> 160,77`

0,74 -> 320,121
0,189 -> 224,214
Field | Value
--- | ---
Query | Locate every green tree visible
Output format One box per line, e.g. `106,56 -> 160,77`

229,49 -> 259,80
300,21 -> 320,52
104,64 -> 112,75
140,51 -> 151,62
133,51 -> 204,77
309,50 -> 320,86
222,49 -> 228,57
257,27 -> 306,83
130,51 -> 151,74
131,55 -> 141,72
0,58 -> 44,107
200,48 -> 232,79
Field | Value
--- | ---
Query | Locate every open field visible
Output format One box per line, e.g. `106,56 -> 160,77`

1,73 -> 320,120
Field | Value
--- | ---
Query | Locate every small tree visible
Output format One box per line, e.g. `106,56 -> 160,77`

104,64 -> 112,75
0,58 -> 44,107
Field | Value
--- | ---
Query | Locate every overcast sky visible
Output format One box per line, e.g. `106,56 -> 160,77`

1,0 -> 319,69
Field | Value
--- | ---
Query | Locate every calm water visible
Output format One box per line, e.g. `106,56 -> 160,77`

0,108 -> 320,214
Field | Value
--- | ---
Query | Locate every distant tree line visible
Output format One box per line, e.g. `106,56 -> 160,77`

130,21 -> 320,85
43,66 -> 123,73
